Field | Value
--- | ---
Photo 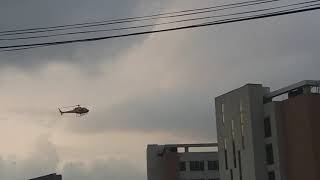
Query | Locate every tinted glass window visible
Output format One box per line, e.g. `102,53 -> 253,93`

264,117 -> 272,138
268,171 -> 275,180
190,161 -> 204,171
208,160 -> 219,170
180,161 -> 186,171
266,144 -> 274,165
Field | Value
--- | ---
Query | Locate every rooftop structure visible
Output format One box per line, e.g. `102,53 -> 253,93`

147,143 -> 220,180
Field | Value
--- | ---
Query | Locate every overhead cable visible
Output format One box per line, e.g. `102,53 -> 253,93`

1,4 -> 319,52
0,0 -> 319,41
0,0 -> 280,36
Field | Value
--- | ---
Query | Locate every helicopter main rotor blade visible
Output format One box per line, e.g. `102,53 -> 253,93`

61,105 -> 81,109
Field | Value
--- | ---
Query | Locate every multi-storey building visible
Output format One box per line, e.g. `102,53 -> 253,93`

147,143 -> 220,180
29,173 -> 62,180
215,80 -> 320,180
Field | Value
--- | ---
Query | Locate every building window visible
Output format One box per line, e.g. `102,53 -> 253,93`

266,144 -> 274,165
208,160 -> 219,170
222,103 -> 225,124
231,119 -> 237,168
268,171 -> 276,180
241,134 -> 245,150
231,119 -> 235,137
230,169 -> 233,180
264,116 -> 272,138
232,140 -> 237,168
224,138 -> 227,149
224,138 -> 228,169
240,100 -> 245,149
180,161 -> 186,171
238,151 -> 242,180
224,150 -> 228,170
190,161 -> 204,171
169,147 -> 177,152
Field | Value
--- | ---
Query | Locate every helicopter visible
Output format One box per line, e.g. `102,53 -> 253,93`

58,105 -> 89,116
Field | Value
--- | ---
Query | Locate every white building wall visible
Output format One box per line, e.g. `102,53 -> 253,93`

215,84 -> 269,180
215,80 -> 320,180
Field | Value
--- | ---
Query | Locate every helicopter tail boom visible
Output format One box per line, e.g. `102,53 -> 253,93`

58,108 -> 64,115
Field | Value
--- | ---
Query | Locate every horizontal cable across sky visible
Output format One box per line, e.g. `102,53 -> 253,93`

0,0 -> 319,52
0,0 -> 281,36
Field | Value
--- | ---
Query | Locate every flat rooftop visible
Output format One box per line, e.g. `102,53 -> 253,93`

264,80 -> 320,101
163,143 -> 218,148
149,143 -> 218,148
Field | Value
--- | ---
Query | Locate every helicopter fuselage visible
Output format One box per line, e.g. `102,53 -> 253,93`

59,106 -> 89,115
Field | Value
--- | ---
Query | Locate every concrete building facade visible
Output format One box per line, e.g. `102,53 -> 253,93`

215,80 -> 320,180
147,143 -> 220,180
265,87 -> 320,180
29,173 -> 62,180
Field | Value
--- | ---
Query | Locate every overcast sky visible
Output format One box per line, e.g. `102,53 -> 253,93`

0,0 -> 320,179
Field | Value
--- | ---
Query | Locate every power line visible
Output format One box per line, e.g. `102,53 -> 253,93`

1,4 -> 319,52
0,0 -> 280,36
2,5 -> 320,51
1,0 -> 319,41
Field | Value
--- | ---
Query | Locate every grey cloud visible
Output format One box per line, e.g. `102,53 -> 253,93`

62,160 -> 145,180
0,136 -> 145,180
0,2 -> 320,179
66,90 -> 216,140
0,136 -> 59,180
0,0 -> 170,70
60,7 -> 320,140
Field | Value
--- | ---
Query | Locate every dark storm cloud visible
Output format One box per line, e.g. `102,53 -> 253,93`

0,0 -> 170,69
